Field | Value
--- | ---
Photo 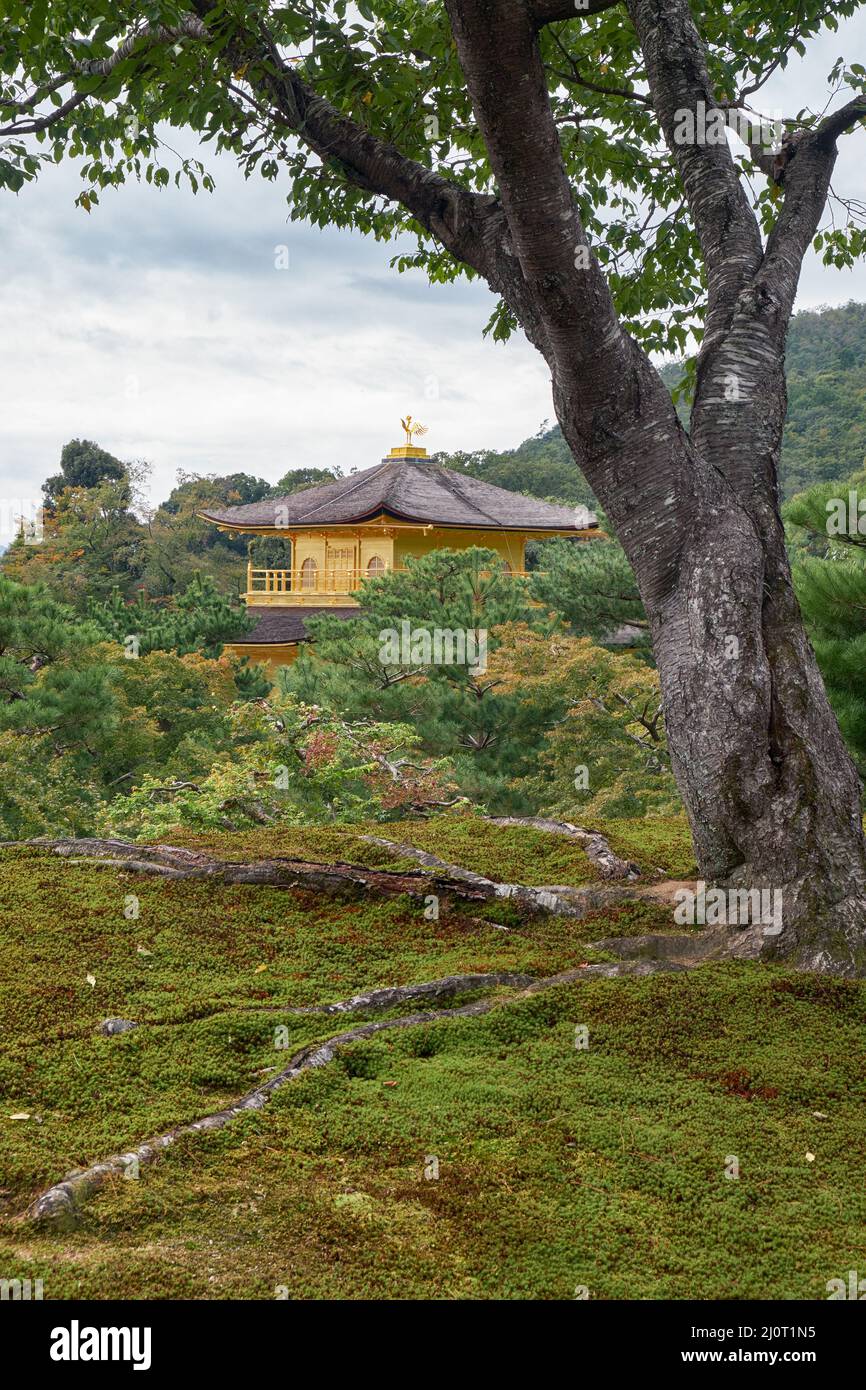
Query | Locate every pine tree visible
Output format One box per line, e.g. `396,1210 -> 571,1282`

0,577 -> 114,831
489,624 -> 679,819
282,548 -> 556,811
88,573 -> 254,662
532,531 -> 649,650
0,575 -> 262,837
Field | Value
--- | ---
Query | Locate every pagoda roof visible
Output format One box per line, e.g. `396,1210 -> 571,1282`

200,457 -> 596,533
234,606 -> 362,646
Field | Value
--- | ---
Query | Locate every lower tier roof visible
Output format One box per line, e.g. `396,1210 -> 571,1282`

233,605 -> 363,646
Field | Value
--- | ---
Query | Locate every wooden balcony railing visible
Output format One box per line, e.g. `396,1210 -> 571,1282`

245,563 -> 538,598
246,566 -> 399,595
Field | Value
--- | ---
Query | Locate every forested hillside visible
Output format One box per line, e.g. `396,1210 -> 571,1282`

781,302 -> 866,494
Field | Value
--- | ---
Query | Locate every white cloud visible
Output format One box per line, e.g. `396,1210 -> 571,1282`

0,149 -> 550,513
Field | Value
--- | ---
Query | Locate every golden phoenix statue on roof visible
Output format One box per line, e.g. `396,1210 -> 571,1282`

400,415 -> 429,446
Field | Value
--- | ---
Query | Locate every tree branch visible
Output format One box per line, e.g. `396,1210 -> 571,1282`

548,27 -> 652,106
0,15 -> 207,135
625,0 -> 763,354
441,0 -> 701,620
4,5 -> 513,306
186,1 -> 512,294
0,89 -> 90,136
77,15 -> 207,76
443,0 -> 625,378
815,93 -> 866,145
758,132 -> 838,323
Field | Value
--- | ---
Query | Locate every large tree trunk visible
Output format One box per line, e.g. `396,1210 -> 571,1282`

648,483 -> 866,976
555,373 -> 866,976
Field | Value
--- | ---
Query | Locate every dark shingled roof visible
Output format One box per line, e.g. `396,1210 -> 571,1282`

234,605 -> 363,646
201,458 -> 596,532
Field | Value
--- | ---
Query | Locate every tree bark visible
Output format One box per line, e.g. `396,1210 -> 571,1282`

549,282 -> 866,974
630,458 -> 866,976
626,0 -> 866,972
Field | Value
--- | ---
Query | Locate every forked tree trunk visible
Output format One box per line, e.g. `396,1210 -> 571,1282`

556,376 -> 866,976
183,0 -> 866,972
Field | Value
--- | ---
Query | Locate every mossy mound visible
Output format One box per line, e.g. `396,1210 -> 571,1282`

155,811 -> 685,887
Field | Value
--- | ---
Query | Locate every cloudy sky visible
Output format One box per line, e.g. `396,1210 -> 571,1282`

2,8 -> 866,535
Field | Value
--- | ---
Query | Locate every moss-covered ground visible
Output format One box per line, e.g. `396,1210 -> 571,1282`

0,817 -> 863,1300
156,809 -> 698,884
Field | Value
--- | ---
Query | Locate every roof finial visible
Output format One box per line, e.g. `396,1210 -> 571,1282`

400,415 -> 429,446
387,416 -> 430,460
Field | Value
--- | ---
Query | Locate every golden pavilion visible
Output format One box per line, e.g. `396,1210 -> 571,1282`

200,421 -> 597,673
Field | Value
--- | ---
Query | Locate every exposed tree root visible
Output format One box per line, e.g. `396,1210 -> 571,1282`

132,971 -> 540,1031
24,837 -> 849,971
359,833 -> 651,916
4,834 -> 671,921
8,836 -> 495,906
481,816 -> 643,879
588,924 -> 766,966
24,959 -> 685,1231
8,836 -> 778,1229
5,834 -> 768,967
269,970 -> 538,1015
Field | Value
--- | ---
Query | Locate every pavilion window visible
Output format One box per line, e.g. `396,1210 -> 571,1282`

300,557 -> 318,591
366,555 -> 386,577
